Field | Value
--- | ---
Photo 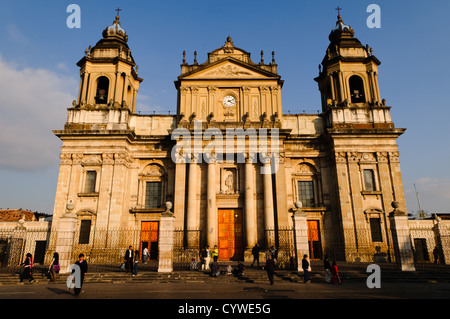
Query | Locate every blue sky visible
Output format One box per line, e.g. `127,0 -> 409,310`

0,0 -> 449,216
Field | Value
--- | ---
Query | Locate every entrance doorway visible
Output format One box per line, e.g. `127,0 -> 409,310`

140,221 -> 159,260
34,241 -> 47,264
218,209 -> 243,261
413,238 -> 430,262
307,220 -> 322,260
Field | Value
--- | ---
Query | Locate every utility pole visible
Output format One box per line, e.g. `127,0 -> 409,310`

414,183 -> 427,219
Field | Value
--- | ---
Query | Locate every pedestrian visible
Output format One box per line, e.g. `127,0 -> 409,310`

323,255 -> 332,283
302,254 -> 311,284
212,245 -> 219,262
200,248 -> 207,270
74,253 -> 88,296
211,259 -> 220,277
133,250 -> 139,276
331,261 -> 341,285
205,246 -> 211,270
190,258 -> 198,271
433,247 -> 440,264
236,261 -> 245,278
269,246 -> 278,264
142,247 -> 149,264
48,252 -> 60,282
266,254 -> 276,285
251,244 -> 260,268
226,264 -> 233,275
289,256 -> 296,270
19,253 -> 35,283
124,245 -> 134,273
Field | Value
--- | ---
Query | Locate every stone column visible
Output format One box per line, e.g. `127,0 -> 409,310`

245,154 -> 257,250
389,201 -> 415,271
173,154 -> 186,229
328,73 -> 336,101
262,155 -> 275,247
338,70 -> 345,102
55,204 -> 78,273
291,202 -> 309,272
158,203 -> 175,273
435,216 -> 450,265
186,154 -> 199,248
206,155 -> 217,248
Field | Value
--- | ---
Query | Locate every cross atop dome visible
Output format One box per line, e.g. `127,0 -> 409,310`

116,7 -> 122,17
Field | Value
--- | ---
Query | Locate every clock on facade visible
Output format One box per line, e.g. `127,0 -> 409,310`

222,95 -> 236,107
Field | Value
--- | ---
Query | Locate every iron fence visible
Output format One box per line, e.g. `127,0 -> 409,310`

1,223 -> 450,273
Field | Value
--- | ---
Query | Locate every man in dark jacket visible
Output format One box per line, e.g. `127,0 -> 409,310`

302,254 -> 311,284
266,254 -> 276,285
251,244 -> 260,268
124,246 -> 134,273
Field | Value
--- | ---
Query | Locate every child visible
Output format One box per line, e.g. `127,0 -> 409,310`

133,250 -> 139,276
331,261 -> 341,285
190,258 -> 198,271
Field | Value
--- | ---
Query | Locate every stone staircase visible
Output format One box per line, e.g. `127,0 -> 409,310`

0,266 -> 311,286
3,262 -> 450,286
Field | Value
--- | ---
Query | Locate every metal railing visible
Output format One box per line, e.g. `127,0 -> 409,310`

1,224 -> 450,274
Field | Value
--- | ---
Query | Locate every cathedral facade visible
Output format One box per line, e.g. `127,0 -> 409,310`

50,14 -> 409,268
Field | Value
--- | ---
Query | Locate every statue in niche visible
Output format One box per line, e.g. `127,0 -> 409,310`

225,173 -> 234,193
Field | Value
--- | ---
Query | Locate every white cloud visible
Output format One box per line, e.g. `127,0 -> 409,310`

0,55 -> 77,171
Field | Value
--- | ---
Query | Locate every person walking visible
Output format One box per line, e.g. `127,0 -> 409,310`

48,252 -> 60,282
19,253 -> 35,283
133,250 -> 139,276
302,254 -> 311,284
323,255 -> 332,284
74,253 -> 88,296
124,246 -> 134,273
269,246 -> 278,264
331,261 -> 341,285
266,254 -> 276,285
251,244 -> 260,268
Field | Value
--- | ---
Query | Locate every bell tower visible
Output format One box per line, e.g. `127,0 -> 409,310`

73,11 -> 142,118
315,13 -> 391,129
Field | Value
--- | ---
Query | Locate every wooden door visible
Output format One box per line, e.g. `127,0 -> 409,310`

141,222 -> 159,260
218,209 -> 243,260
307,220 -> 322,260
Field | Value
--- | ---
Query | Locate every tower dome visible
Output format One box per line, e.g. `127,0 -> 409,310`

329,14 -> 355,42
102,14 -> 128,42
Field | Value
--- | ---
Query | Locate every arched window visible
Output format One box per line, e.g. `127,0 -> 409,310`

294,163 -> 319,208
139,164 -> 166,210
95,76 -> 109,104
349,75 -> 365,103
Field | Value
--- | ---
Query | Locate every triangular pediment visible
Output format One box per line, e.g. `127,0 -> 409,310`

181,59 -> 279,80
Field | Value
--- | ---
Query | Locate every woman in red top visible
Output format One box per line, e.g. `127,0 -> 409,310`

331,261 -> 341,285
